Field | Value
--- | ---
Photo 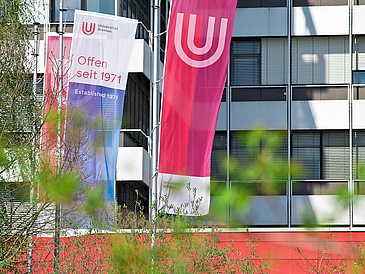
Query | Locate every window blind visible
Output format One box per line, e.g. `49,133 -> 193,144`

230,40 -> 261,86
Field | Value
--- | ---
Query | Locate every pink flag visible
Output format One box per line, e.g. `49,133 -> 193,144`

158,0 -> 237,215
41,35 -> 72,188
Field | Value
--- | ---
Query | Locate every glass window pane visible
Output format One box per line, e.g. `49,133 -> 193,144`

353,71 -> 365,84
211,132 -> 227,181
230,40 -> 261,86
87,0 -> 115,15
54,0 -> 81,22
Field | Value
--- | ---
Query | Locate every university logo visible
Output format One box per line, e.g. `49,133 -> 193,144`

174,13 -> 228,68
82,22 -> 96,35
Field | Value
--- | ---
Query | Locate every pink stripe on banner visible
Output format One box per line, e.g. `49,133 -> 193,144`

158,0 -> 236,214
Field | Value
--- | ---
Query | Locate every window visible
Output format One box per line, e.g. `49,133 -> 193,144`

51,0 -> 152,41
292,86 -> 348,100
230,38 -> 287,86
354,87 -> 365,100
237,0 -> 286,8
292,131 -> 350,180
122,73 -> 150,149
52,0 -> 115,21
292,36 -> 349,85
211,132 -> 227,181
353,71 -> 365,85
0,183 -> 31,203
292,181 -> 348,195
230,131 -> 288,181
52,0 -> 84,22
353,130 -> 365,179
261,38 -> 288,85
121,0 -> 150,41
116,181 -> 148,216
230,40 -> 261,86
231,87 -> 286,101
87,0 -> 115,16
353,36 -> 365,71
221,88 -> 227,102
293,0 -> 347,6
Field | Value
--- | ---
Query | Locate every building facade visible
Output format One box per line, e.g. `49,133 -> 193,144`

212,0 -> 365,228
35,0 -> 365,229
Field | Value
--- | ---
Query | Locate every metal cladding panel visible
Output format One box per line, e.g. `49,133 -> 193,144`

291,100 -> 349,130
230,101 -> 287,130
216,102 -> 227,130
292,6 -> 348,36
232,7 -> 287,37
230,196 -> 287,226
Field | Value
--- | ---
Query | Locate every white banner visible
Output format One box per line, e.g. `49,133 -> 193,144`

70,10 -> 137,90
68,10 -> 137,204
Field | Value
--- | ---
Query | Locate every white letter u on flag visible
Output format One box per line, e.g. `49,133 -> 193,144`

174,13 -> 228,68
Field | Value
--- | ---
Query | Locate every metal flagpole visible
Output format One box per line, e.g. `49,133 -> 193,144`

151,0 -> 160,252
27,21 -> 40,274
54,1 -> 64,272
148,0 -> 153,222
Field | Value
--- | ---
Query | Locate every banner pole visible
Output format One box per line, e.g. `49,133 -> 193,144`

151,0 -> 160,254
148,0 -> 153,222
27,21 -> 40,274
54,1 -> 64,272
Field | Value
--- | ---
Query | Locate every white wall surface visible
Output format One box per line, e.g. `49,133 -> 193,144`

230,101 -> 287,130
117,147 -> 150,185
292,6 -> 349,36
353,6 -> 365,35
129,39 -> 152,79
353,100 -> 365,129
291,100 -> 349,130
232,8 -> 287,37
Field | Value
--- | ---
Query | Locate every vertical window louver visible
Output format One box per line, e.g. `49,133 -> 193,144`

292,131 -> 349,180
211,132 -> 227,181
230,131 -> 287,181
123,74 -> 150,149
292,37 -> 349,85
322,131 -> 349,179
353,130 -> 365,179
230,40 -> 261,86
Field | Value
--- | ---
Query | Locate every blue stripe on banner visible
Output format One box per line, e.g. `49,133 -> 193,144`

68,82 -> 125,204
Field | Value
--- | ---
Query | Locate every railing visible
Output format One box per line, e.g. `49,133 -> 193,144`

120,128 -> 149,151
